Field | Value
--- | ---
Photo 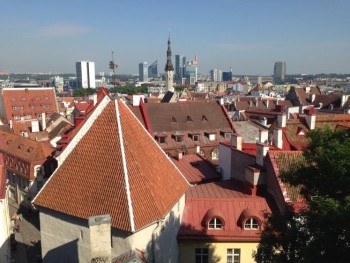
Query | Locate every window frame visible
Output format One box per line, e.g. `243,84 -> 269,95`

208,217 -> 223,230
195,248 -> 209,263
227,248 -> 241,263
244,217 -> 259,230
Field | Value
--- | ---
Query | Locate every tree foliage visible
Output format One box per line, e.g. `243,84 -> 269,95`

255,127 -> 350,263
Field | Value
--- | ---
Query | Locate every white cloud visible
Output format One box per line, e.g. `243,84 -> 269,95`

37,23 -> 92,38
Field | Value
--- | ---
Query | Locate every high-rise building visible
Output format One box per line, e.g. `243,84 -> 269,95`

148,60 -> 158,79
139,62 -> 148,82
175,55 -> 184,81
210,69 -> 223,82
222,71 -> 233,81
273,61 -> 286,82
76,61 -> 96,89
165,37 -> 174,92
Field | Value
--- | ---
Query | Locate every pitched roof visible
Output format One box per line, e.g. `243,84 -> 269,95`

1,87 -> 58,122
171,154 -> 221,184
267,151 -> 304,203
33,98 -> 189,232
0,131 -> 53,163
136,101 -> 233,132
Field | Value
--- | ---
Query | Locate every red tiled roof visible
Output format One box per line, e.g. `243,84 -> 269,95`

1,87 -> 58,122
33,98 -> 189,232
268,151 -> 305,203
178,180 -> 272,241
171,154 -> 221,184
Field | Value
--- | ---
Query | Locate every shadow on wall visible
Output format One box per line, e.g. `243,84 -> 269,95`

43,239 -> 79,263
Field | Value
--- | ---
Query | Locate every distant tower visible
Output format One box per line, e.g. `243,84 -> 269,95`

165,37 -> 174,92
139,62 -> 148,82
76,61 -> 96,89
273,61 -> 286,83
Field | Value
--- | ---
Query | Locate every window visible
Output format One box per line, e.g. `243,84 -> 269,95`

14,115 -> 21,120
171,117 -> 177,123
176,136 -> 183,143
192,134 -> 199,142
209,134 -> 216,141
202,115 -> 208,121
159,137 -> 166,143
244,218 -> 259,230
227,248 -> 240,263
208,217 -> 223,229
211,149 -> 219,160
225,133 -> 231,140
195,248 -> 208,263
187,115 -> 193,122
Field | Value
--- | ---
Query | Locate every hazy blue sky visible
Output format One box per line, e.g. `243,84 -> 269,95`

1,0 -> 349,75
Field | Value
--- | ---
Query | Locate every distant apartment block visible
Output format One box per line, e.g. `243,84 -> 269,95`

274,61 -> 286,83
76,61 -> 96,89
139,62 -> 148,82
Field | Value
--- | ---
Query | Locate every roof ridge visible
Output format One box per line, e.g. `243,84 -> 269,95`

32,94 -> 111,204
115,99 -> 135,232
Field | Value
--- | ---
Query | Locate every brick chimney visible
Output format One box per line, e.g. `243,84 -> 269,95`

231,133 -> 242,151
41,112 -> 46,131
273,128 -> 283,149
89,214 -> 111,262
256,142 -> 269,167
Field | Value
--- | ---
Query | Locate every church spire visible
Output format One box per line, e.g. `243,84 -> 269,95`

165,36 -> 174,72
165,36 -> 174,92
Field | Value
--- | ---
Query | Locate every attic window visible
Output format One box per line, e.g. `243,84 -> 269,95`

187,116 -> 193,122
44,96 -> 49,100
171,117 -> 177,123
244,218 -> 259,230
21,97 -> 26,101
202,115 -> 208,121
175,135 -> 183,143
27,147 -> 33,153
18,144 -> 24,149
192,134 -> 200,142
208,218 -> 223,230
35,97 -> 40,101
11,97 -> 16,102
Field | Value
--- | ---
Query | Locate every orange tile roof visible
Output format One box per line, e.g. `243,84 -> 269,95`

0,131 -> 53,163
268,151 -> 305,203
1,87 -> 58,122
33,98 -> 189,232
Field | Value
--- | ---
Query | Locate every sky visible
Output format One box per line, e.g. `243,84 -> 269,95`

1,0 -> 350,75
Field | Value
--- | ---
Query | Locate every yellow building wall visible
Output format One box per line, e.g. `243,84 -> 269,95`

179,240 -> 258,263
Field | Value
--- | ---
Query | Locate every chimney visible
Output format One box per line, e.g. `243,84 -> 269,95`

277,114 -> 286,128
244,166 -> 263,196
258,130 -> 268,144
256,142 -> 269,167
305,108 -> 316,130
275,104 -> 285,113
261,117 -> 267,126
273,128 -> 283,149
9,120 -> 13,129
89,214 -> 112,262
41,112 -> 46,131
311,94 -> 316,103
231,133 -> 242,151
176,151 -> 183,160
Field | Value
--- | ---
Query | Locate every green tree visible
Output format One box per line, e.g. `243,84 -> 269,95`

255,127 -> 350,263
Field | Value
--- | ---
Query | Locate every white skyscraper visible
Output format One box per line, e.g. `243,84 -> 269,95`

76,61 -> 96,89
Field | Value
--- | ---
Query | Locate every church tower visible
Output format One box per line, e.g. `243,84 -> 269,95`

165,36 -> 174,92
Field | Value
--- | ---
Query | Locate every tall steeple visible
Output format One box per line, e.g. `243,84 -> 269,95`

165,36 -> 174,92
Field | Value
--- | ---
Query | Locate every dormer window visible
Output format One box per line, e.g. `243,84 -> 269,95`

205,132 -> 216,141
189,133 -> 200,142
187,115 -> 193,122
244,218 -> 259,230
171,117 -> 177,123
175,136 -> 183,143
202,115 -> 208,122
208,217 -> 223,230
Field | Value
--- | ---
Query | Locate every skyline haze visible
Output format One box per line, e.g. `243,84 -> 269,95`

1,0 -> 350,75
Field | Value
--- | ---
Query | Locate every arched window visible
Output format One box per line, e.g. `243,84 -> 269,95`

208,217 -> 223,230
244,218 -> 259,230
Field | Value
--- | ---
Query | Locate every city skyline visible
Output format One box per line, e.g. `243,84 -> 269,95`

1,0 -> 350,75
